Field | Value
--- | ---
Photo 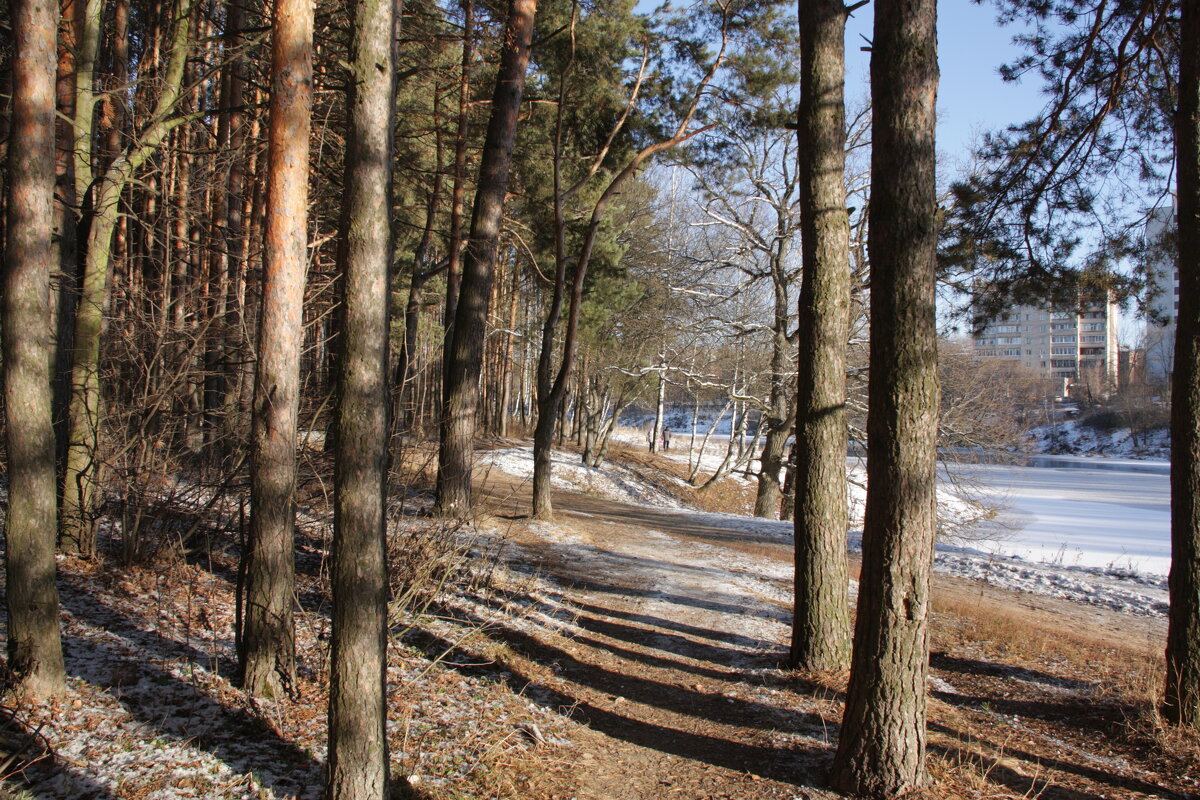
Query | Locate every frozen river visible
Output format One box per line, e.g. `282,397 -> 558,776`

954,461 -> 1172,576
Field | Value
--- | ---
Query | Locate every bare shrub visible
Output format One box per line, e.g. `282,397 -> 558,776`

387,518 -> 495,630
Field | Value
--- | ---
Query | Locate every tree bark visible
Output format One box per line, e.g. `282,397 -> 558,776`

830,0 -> 939,794
4,0 -> 67,701
788,0 -> 852,672
1165,0 -> 1200,729
243,0 -> 313,698
51,0 -> 83,470
443,0 -> 475,329
434,0 -> 537,516
203,0 -> 247,446
328,0 -> 396,793
753,269 -> 796,519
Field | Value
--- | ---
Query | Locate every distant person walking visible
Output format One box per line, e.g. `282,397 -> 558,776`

662,427 -> 671,452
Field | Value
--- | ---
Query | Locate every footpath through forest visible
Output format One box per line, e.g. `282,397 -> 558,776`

475,467 -> 1191,800
0,445 -> 1195,799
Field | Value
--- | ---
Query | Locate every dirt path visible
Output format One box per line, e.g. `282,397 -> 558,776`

472,472 -> 1194,800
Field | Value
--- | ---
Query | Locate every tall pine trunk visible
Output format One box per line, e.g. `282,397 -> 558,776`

830,0 -> 939,794
1165,0 -> 1200,729
788,0 -> 852,672
4,0 -> 67,700
328,0 -> 396,793
435,0 -> 537,516
242,0 -> 313,698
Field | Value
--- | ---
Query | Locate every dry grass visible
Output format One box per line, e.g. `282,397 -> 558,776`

932,590 -> 1158,678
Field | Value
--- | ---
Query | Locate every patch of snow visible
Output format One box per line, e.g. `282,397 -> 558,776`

479,447 -> 686,509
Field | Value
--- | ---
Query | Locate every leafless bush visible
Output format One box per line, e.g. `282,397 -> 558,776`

387,518 -> 496,631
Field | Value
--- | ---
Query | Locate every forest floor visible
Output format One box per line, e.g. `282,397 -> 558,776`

0,439 -> 1197,800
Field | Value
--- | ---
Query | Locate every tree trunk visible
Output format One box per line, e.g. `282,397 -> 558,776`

443,0 -> 475,329
434,0 -> 537,516
753,278 -> 796,519
60,0 -> 195,555
203,0 -> 247,446
498,263 -> 519,436
51,0 -> 83,470
242,0 -> 313,698
4,0 -> 67,700
830,0 -> 939,795
1165,0 -> 1200,729
328,0 -> 395,793
788,0 -> 852,673
395,144 -> 444,434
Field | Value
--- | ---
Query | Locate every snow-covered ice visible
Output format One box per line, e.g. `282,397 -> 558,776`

480,440 -> 1173,617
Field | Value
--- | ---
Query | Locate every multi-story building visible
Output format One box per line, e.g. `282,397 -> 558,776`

1144,207 -> 1179,381
972,296 -> 1120,397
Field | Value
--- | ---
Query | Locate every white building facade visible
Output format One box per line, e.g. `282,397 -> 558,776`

1144,207 -> 1179,381
973,298 -> 1120,396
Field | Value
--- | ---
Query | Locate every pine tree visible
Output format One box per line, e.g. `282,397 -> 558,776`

4,0 -> 67,700
327,0 -> 397,792
1166,0 -> 1200,728
788,0 -> 858,673
830,0 -> 939,793
243,0 -> 314,698
435,0 -> 538,516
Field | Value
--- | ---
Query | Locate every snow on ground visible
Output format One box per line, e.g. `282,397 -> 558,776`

479,447 -> 685,508
483,441 -> 1172,618
1028,419 -> 1171,459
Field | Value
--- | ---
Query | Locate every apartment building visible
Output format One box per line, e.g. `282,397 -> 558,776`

1144,207 -> 1179,381
972,297 -> 1120,396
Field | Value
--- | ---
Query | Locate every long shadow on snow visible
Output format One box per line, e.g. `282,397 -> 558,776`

57,589 -> 323,798
418,599 -> 826,738
559,494 -> 793,550
562,596 -> 782,651
511,539 -> 791,625
562,627 -> 742,682
0,700 -> 120,799
931,651 -> 1095,693
454,587 -> 780,672
930,721 -> 1193,800
534,572 -> 784,620
566,606 -> 778,666
453,589 -> 761,681
398,623 -> 835,784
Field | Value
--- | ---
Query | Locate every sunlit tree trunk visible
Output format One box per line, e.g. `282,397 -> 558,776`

242,0 -> 313,698
788,0 -> 852,672
4,0 -> 67,701
753,269 -> 796,518
435,0 -> 537,516
830,0 -> 939,794
1166,0 -> 1200,729
328,0 -> 396,793
203,0 -> 247,446
443,0 -> 475,330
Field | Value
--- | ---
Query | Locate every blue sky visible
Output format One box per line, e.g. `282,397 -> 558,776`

843,0 -> 1048,176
